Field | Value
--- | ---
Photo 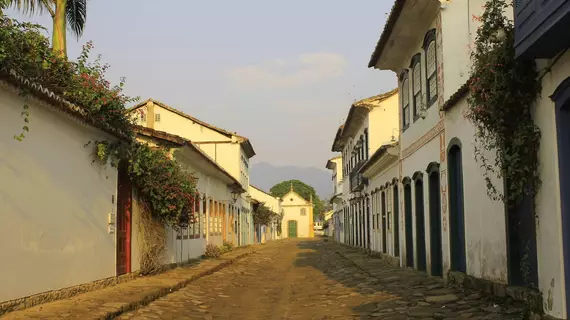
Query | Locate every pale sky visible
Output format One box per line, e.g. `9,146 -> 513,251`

7,0 -> 397,169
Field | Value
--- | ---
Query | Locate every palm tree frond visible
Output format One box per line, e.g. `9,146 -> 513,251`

65,0 -> 86,38
10,0 -> 50,15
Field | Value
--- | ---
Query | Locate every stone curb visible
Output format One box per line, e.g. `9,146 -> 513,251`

102,250 -> 256,320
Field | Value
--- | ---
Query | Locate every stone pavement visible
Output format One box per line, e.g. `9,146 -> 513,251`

0,239 -> 531,320
116,238 -> 528,320
0,246 -> 256,320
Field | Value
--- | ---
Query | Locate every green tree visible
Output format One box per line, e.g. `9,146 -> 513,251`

10,0 -> 86,58
270,179 -> 323,221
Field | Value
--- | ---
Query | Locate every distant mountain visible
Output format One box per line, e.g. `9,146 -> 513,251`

250,162 -> 332,199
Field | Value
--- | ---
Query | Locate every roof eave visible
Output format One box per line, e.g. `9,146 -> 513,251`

368,0 -> 407,68
241,139 -> 256,158
359,143 -> 399,176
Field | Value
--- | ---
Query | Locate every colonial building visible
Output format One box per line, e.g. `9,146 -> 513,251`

249,184 -> 282,242
368,0 -> 505,280
360,143 -> 400,264
133,127 -> 246,265
366,0 -> 556,318
280,185 -> 314,238
323,210 -> 334,237
325,155 -> 344,242
329,89 -> 399,249
512,1 -> 570,318
127,99 -> 255,246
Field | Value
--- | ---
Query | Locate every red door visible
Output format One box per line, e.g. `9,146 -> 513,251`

116,163 -> 132,275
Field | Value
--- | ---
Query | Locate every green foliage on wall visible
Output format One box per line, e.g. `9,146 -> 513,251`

270,179 -> 323,221
466,0 -> 541,210
1,15 -> 198,228
252,202 -> 279,226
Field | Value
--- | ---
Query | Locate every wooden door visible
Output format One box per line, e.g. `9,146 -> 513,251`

448,144 -> 467,273
404,183 -> 414,268
429,169 -> 443,277
415,178 -> 427,272
393,184 -> 400,257
116,163 -> 132,275
554,85 -> 570,313
381,192 -> 387,253
288,220 -> 297,238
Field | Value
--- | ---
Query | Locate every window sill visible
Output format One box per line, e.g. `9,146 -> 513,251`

413,113 -> 422,123
426,96 -> 438,109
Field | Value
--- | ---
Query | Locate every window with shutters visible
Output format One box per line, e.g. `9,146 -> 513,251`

411,53 -> 422,121
400,70 -> 410,130
423,29 -> 438,106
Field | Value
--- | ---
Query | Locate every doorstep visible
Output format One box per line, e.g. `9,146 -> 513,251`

0,248 -> 256,320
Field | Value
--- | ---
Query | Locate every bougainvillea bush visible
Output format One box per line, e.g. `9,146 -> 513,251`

0,14 -> 197,227
0,16 -> 137,138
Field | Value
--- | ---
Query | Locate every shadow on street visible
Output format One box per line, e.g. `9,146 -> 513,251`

293,238 -> 527,320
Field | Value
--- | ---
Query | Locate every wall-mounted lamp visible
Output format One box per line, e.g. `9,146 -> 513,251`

231,190 -> 240,203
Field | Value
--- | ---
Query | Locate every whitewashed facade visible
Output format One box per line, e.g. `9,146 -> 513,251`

128,99 -> 256,246
0,79 -> 121,303
328,90 -> 399,249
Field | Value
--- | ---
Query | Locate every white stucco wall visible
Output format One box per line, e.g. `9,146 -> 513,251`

532,50 -> 570,319
249,185 -> 281,214
0,84 -> 119,302
445,98 -> 507,282
366,160 -> 400,256
368,93 -> 400,152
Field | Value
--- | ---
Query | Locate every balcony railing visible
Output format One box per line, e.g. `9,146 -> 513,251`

349,160 -> 367,192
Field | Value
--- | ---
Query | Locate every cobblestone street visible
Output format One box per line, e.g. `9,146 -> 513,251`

117,238 -> 526,320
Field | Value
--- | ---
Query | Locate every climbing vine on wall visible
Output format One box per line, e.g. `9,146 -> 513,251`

94,140 -> 198,227
465,0 -> 541,212
1,14 -> 198,228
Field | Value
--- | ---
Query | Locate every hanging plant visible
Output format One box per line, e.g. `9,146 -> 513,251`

465,0 -> 541,211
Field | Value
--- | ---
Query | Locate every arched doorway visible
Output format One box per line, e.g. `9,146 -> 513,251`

381,191 -> 387,253
427,162 -> 443,277
403,177 -> 414,268
413,172 -> 426,271
393,180 -> 400,258
366,196 -> 371,249
553,77 -> 570,313
448,139 -> 466,273
287,220 -> 298,238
